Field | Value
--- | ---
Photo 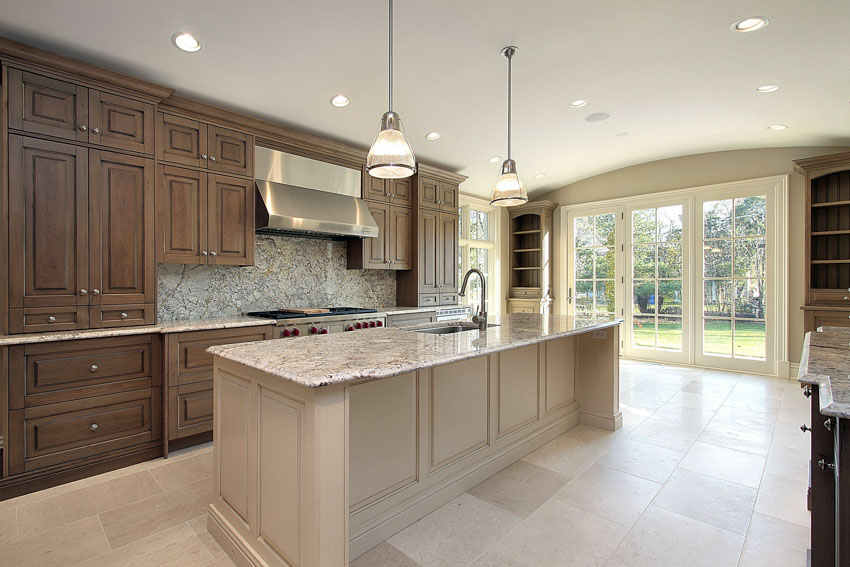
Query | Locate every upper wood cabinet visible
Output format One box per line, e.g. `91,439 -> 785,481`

156,112 -> 253,177
418,176 -> 458,212
347,202 -> 412,270
156,165 -> 255,266
7,67 -> 154,154
362,169 -> 414,207
8,136 -> 155,333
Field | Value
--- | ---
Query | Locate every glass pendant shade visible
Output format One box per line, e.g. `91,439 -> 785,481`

367,110 -> 416,179
490,158 -> 528,206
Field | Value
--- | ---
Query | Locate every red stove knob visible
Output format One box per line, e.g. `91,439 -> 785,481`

309,326 -> 318,335
319,328 -> 328,335
355,322 -> 363,329
375,320 -> 383,327
369,321 -> 376,328
292,328 -> 301,336
282,328 -> 291,337
345,326 -> 354,332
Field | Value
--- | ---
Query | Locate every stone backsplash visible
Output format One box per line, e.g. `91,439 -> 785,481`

157,235 -> 396,320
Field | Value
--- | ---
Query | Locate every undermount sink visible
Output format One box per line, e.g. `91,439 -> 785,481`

414,323 -> 500,335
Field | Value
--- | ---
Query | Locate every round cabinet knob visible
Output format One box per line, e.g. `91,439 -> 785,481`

210,251 -> 217,256
282,329 -> 291,337
369,321 -> 376,328
92,289 -> 100,296
210,156 -> 217,162
319,328 -> 328,334
79,124 -> 87,131
91,127 -> 100,134
120,312 -> 128,319
201,154 -> 208,159
47,316 -> 56,323
376,320 -> 383,327
80,288 -> 88,296
345,326 -> 354,332
800,424 -> 811,432
201,251 -> 208,256
90,364 -> 99,372
89,423 -> 98,432
292,328 -> 301,336
803,386 -> 812,398
310,326 -> 318,335
844,296 -> 849,301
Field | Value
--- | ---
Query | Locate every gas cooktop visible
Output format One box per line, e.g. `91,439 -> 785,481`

246,307 -> 378,320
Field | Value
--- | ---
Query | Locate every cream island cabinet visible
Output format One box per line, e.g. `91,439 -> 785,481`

206,313 -> 623,567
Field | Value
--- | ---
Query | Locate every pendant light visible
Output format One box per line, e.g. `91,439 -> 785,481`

366,0 -> 416,179
490,46 -> 528,207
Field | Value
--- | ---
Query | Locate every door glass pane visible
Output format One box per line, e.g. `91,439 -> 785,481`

469,209 -> 489,240
467,248 -> 489,305
633,280 -> 656,315
575,280 -> 594,317
658,317 -> 683,350
734,238 -> 766,278
595,247 -> 614,278
658,244 -> 682,278
704,280 -> 732,317
573,213 -> 617,323
575,249 -> 593,279
704,319 -> 732,356
735,320 -> 766,359
633,316 -> 656,348
574,217 -> 593,247
595,214 -> 616,246
734,196 -> 766,236
659,280 -> 682,315
657,206 -> 683,242
632,209 -> 655,243
596,281 -> 615,318
704,200 -> 732,239
704,240 -> 732,277
633,245 -> 655,278
735,279 -> 765,318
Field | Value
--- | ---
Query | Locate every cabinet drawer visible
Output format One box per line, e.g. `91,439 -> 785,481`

9,307 -> 89,334
168,382 -> 213,440
386,311 -> 437,327
511,288 -> 541,298
809,289 -> 850,306
172,327 -> 271,385
9,388 -> 161,475
9,334 -> 159,409
805,309 -> 850,332
439,293 -> 459,306
90,304 -> 155,328
419,294 -> 439,307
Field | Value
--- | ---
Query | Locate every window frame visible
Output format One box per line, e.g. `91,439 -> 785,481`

458,195 -> 500,313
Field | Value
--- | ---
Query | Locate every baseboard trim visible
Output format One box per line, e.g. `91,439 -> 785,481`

208,505 -> 260,567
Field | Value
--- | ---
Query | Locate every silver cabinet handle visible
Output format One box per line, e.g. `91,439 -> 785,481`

201,154 -> 208,159
89,423 -> 98,432
120,312 -> 128,319
825,418 -> 834,431
210,156 -> 217,161
47,316 -> 56,323
818,458 -> 835,471
201,251 -> 208,256
90,364 -> 99,372
210,251 -> 217,256
800,424 -> 811,432
80,289 -> 87,296
91,127 -> 100,134
92,289 -> 100,296
79,124 -> 87,131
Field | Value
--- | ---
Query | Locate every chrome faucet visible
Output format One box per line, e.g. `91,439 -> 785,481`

459,268 -> 487,331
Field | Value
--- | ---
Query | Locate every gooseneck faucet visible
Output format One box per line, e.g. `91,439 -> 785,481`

459,268 -> 488,331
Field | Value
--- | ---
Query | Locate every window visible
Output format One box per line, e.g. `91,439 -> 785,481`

573,212 -> 618,324
458,197 -> 500,312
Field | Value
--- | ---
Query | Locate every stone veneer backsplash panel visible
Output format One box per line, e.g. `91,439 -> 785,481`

157,235 -> 396,320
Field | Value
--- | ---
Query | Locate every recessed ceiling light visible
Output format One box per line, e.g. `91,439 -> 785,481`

731,17 -> 769,33
171,32 -> 201,52
585,113 -> 610,123
489,156 -> 502,163
425,131 -> 442,141
329,94 -> 350,107
569,99 -> 588,108
534,173 -> 545,180
616,132 -> 629,137
755,84 -> 780,93
766,124 -> 788,130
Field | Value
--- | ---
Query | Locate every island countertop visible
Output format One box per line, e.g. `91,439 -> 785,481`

208,313 -> 623,388
798,326 -> 850,418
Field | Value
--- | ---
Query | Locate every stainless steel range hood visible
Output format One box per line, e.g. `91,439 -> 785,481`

254,147 -> 378,238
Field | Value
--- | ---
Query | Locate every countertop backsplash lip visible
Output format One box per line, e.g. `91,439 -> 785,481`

157,234 -> 396,321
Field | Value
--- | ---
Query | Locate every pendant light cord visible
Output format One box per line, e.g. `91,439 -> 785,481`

388,0 -> 393,112
506,49 -> 512,160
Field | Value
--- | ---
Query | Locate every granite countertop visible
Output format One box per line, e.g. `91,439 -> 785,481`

0,306 -> 448,346
208,314 -> 623,388
798,326 -> 850,418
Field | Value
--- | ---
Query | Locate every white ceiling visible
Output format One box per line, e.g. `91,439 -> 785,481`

1,0 -> 848,198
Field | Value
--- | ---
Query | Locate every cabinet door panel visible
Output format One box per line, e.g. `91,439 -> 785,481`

389,178 -> 414,207
419,177 -> 439,210
89,91 -> 154,154
360,202 -> 389,269
90,151 -> 154,304
157,113 -> 208,168
389,206 -> 413,270
363,171 -> 387,202
419,209 -> 439,292
9,136 -> 88,309
208,126 -> 253,177
156,165 -> 207,264
169,381 -> 213,440
439,213 -> 459,292
7,68 -> 88,142
208,175 -> 255,265
438,182 -> 458,212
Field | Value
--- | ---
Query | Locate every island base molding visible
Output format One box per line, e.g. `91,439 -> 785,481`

209,327 -> 621,567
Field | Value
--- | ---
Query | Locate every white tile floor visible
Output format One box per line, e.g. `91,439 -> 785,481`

0,360 -> 810,566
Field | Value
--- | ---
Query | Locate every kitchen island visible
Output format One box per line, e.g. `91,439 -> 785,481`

206,313 -> 623,567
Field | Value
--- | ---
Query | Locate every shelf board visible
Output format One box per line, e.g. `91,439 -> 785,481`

812,200 -> 850,208
514,248 -> 541,253
512,229 -> 541,235
513,266 -> 541,270
811,230 -> 850,236
811,259 -> 850,264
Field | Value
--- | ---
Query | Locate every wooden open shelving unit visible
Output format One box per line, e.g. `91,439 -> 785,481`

507,201 -> 556,314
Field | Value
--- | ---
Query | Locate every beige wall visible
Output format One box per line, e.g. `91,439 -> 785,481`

529,146 -> 850,365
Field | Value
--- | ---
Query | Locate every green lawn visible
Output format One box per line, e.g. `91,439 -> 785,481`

632,318 -> 765,359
